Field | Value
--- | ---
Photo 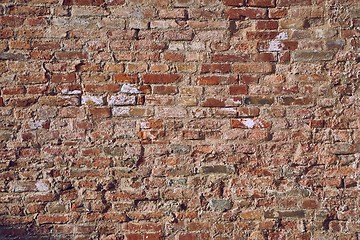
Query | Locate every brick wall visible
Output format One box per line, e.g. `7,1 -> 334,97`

0,0 -> 359,239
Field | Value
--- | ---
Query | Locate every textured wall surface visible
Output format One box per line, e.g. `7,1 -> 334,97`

0,0 -> 359,239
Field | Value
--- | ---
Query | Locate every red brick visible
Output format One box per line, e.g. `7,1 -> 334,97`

201,98 -> 226,107
225,8 -> 267,20
37,215 -> 70,224
256,20 -> 279,30
106,0 -> 125,5
246,31 -> 279,40
0,16 -> 25,27
51,73 -> 76,83
153,85 -> 178,95
269,8 -> 288,18
163,52 -> 185,62
179,233 -> 197,240
200,64 -> 231,73
125,234 -> 142,240
0,29 -> 13,39
212,54 -> 250,62
223,0 -> 244,6
8,97 -> 38,107
253,52 -> 277,62
198,75 -> 237,85
89,107 -> 111,118
8,6 -> 49,16
32,40 -> 61,50
2,86 -> 25,95
302,199 -> 318,209
278,0 -> 311,6
310,119 -> 325,128
17,74 -> 47,84
63,0 -> 105,5
125,223 -> 162,232
143,233 -> 163,240
229,85 -> 248,95
247,0 -> 275,7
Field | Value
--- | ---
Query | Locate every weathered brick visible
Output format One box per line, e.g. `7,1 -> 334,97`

210,199 -> 232,212
108,94 -> 136,106
183,130 -> 204,140
279,96 -> 313,105
265,210 -> 305,218
292,51 -> 335,62
38,96 -> 79,106
164,30 -> 194,41
84,84 -> 120,93
231,118 -> 271,129
199,165 -> 235,174
159,9 -> 187,19
237,107 -> 260,117
240,210 -> 263,220
143,74 -> 181,84
0,53 -> 26,61
0,1 -> 357,238
278,0 -> 311,6
211,54 -> 250,62
232,63 -> 274,73
244,96 -> 275,105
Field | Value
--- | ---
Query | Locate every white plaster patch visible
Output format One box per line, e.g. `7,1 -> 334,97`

226,98 -> 242,106
61,88 -> 82,95
109,94 -> 136,106
36,180 -> 49,192
121,84 -> 139,94
268,40 -> 284,52
112,107 -> 130,117
81,95 -> 103,106
146,132 -> 157,140
242,119 -> 256,129
189,41 -> 206,51
276,32 -> 288,40
28,120 -> 47,130
222,108 -> 237,114
140,121 -> 150,129
266,32 -> 288,52
169,42 -> 185,51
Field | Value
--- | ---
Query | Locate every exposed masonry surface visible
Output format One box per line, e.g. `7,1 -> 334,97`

0,0 -> 359,239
